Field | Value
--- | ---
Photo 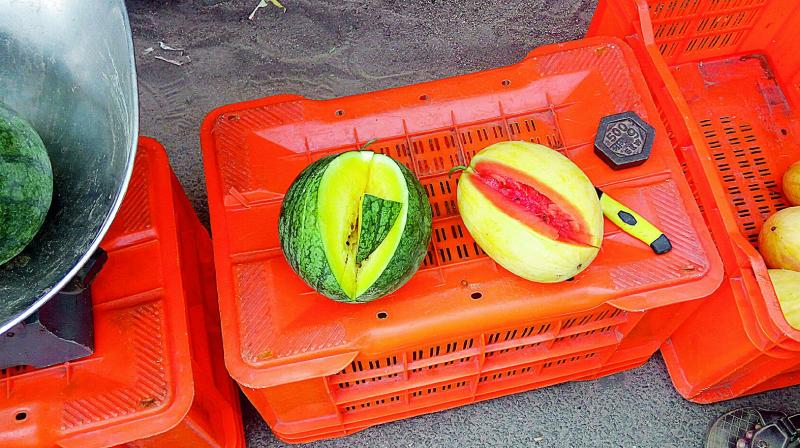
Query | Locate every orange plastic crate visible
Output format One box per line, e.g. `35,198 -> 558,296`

589,0 -> 800,402
0,137 -> 244,447
201,37 -> 722,443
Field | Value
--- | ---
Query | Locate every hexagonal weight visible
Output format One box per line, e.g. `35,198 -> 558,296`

594,111 -> 655,170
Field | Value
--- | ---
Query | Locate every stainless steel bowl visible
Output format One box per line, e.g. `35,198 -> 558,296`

0,0 -> 138,333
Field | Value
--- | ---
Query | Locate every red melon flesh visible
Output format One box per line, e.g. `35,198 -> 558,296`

469,160 -> 594,247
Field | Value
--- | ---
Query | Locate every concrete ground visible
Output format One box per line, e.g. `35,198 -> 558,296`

127,1 -> 800,446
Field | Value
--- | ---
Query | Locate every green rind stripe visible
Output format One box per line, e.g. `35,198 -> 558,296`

356,194 -> 402,265
279,154 -> 349,301
354,161 -> 432,302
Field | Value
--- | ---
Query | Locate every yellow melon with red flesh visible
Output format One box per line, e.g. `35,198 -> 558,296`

457,141 -> 604,283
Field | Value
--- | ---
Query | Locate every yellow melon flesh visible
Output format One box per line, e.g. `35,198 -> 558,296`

768,269 -> 800,330
317,151 -> 408,299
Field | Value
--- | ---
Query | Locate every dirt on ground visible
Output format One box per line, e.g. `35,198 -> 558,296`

127,0 -> 594,224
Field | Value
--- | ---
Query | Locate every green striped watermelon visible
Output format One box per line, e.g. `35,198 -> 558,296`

279,151 -> 432,303
0,104 -> 53,265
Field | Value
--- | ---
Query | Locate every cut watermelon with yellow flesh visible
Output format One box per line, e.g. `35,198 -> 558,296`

457,141 -> 603,283
280,151 -> 432,303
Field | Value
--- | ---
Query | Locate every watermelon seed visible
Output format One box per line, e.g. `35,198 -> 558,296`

470,292 -> 482,300
376,311 -> 389,320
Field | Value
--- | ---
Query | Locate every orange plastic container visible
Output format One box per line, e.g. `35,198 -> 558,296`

588,0 -> 800,403
0,137 -> 244,447
201,37 -> 722,443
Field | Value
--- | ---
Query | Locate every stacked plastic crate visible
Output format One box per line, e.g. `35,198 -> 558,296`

0,138 -> 244,447
201,37 -> 723,442
589,0 -> 800,402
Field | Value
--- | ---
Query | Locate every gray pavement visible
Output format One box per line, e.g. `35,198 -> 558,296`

127,1 -> 800,446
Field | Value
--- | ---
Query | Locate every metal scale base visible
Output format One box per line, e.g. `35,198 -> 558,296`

0,250 -> 106,370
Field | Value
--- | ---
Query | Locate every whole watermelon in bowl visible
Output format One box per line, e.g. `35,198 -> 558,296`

0,104 -> 53,265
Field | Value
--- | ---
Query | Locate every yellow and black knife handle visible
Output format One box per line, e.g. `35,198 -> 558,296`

596,188 -> 672,255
